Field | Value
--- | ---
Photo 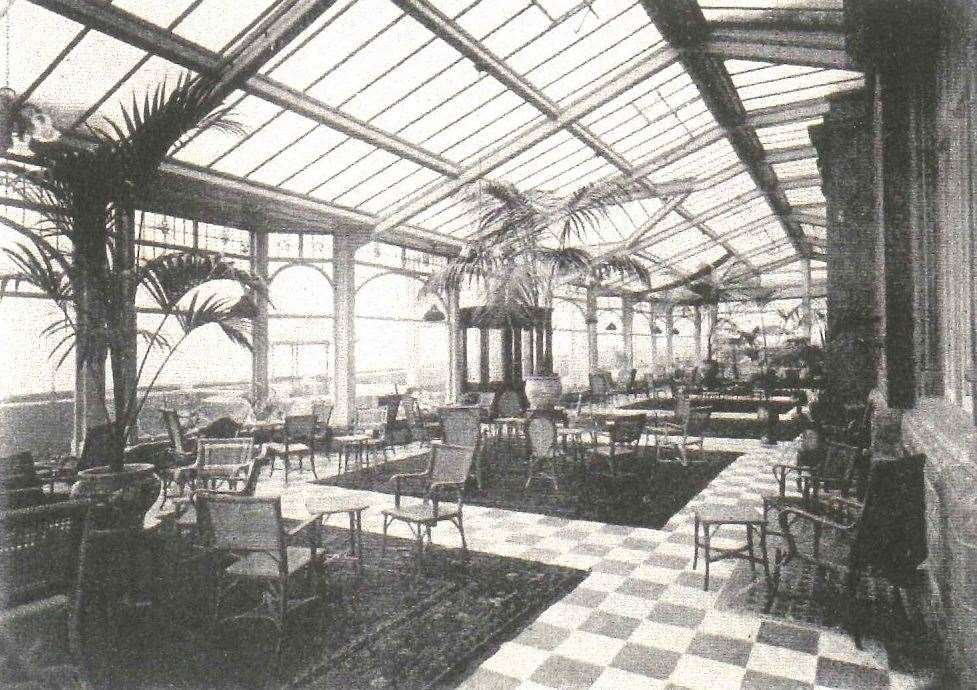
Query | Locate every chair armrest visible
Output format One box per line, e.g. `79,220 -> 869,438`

779,504 -> 858,533
285,515 -> 320,538
662,422 -> 682,433
389,471 -> 429,508
429,481 -> 464,517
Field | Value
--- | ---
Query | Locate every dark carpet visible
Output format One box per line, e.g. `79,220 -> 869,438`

82,527 -> 584,690
317,447 -> 741,530
625,396 -> 798,415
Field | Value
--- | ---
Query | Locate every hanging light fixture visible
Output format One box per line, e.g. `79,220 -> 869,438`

652,325 -> 662,335
0,90 -> 59,154
605,322 -> 617,331
422,304 -> 445,322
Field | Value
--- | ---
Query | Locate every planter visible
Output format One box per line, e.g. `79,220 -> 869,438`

71,463 -> 161,528
757,402 -> 780,446
524,374 -> 563,410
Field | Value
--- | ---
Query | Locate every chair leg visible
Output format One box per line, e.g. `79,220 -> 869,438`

693,514 -> 700,571
703,524 -> 711,591
381,516 -> 389,556
308,451 -> 318,479
456,515 -> 468,557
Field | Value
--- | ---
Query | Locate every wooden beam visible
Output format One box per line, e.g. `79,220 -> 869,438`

702,39 -> 855,70
746,96 -> 832,129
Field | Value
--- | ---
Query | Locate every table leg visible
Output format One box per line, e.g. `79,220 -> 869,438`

758,523 -> 771,585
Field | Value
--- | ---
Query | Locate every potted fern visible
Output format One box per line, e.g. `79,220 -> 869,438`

422,180 -> 650,408
0,74 -> 259,526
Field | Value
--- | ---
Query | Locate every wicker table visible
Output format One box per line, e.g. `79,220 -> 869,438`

693,506 -> 771,591
305,495 -> 370,574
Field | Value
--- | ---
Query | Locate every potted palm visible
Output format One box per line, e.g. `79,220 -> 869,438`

423,180 -> 650,409
0,74 -> 259,526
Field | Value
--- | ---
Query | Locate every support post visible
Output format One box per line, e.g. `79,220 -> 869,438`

648,303 -> 659,375
622,296 -> 634,369
446,288 -> 463,403
693,306 -> 703,362
501,326 -> 513,386
665,305 -> 675,368
543,312 -> 553,374
332,234 -> 359,427
585,287 -> 598,373
251,229 -> 270,403
479,328 -> 490,386
512,327 -> 523,383
524,328 -> 535,378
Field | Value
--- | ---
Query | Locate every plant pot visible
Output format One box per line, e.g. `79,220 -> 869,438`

524,374 -> 563,410
757,403 -> 779,446
71,463 -> 161,529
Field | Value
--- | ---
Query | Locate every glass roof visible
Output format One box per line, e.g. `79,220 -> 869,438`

1,0 -> 863,295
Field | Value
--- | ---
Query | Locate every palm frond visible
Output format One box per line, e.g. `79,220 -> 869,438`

138,251 -> 265,315
1,242 -> 73,305
174,292 -> 254,350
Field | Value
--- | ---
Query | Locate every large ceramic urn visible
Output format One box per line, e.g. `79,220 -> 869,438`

71,463 -> 161,528
524,374 -> 563,410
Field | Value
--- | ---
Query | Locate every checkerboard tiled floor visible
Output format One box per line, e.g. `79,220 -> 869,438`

173,434 -> 931,690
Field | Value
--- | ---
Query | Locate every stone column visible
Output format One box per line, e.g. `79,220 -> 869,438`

585,286 -> 598,373
665,306 -> 675,367
693,306 -> 702,362
446,287 -> 463,403
479,328 -> 490,386
251,229 -> 270,403
648,303 -> 659,374
332,233 -> 360,427
621,296 -> 634,369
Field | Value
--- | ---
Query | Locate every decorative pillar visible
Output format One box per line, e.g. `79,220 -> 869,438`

665,306 -> 675,367
692,306 -> 702,362
524,328 -> 535,378
446,287 -> 463,403
251,229 -> 270,403
332,233 -> 359,427
585,286 -> 598,373
648,303 -> 659,374
543,312 -> 553,374
501,326 -> 513,386
707,304 -> 718,359
512,327 -> 523,383
621,296 -> 634,369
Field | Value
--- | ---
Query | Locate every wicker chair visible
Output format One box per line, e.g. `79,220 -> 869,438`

354,407 -> 390,469
586,413 -> 646,476
492,389 -> 524,418
194,437 -> 255,491
771,453 -> 925,648
380,443 -> 476,572
195,493 -> 323,656
524,413 -> 563,490
265,414 -> 318,483
588,372 -> 612,408
660,406 -> 712,466
0,499 -> 91,688
1,452 -> 48,510
41,423 -> 117,492
311,401 -> 334,458
439,406 -> 483,487
159,408 -> 196,503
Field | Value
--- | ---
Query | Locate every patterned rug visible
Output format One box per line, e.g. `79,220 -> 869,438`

82,527 -> 585,689
315,450 -> 742,530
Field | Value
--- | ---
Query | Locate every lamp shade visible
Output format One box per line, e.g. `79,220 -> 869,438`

605,322 -> 617,331
422,304 -> 445,322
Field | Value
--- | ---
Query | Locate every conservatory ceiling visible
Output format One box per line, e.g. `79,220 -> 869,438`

3,0 -> 860,293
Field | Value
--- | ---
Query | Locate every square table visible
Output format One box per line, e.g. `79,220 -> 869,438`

305,495 -> 371,574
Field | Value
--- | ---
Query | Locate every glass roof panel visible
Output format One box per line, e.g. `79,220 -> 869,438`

343,162 -> 441,213
173,93 -> 284,167
785,186 -> 826,206
113,0 -> 202,27
755,118 -> 823,149
172,1 -> 276,53
439,103 -> 546,162
772,157 -> 819,179
0,3 -> 82,95
29,31 -> 146,129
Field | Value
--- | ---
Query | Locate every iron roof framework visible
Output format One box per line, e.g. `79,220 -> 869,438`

2,0 -> 862,294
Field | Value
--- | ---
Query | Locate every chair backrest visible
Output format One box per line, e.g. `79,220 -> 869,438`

820,441 -> 864,496
239,455 -> 268,497
493,389 -> 523,418
285,413 -> 316,439
197,437 -> 253,467
160,408 -> 187,452
609,414 -> 646,445
685,406 -> 712,437
526,414 -> 557,458
196,493 -> 284,554
475,392 -> 495,415
0,499 -> 90,607
439,406 -> 480,447
198,416 -> 243,439
589,373 -> 610,396
312,401 -> 333,427
377,394 -> 401,426
429,443 -> 476,485
403,397 -> 420,425
355,407 -> 387,432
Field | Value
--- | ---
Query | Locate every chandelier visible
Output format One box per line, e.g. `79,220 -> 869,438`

0,88 -> 60,155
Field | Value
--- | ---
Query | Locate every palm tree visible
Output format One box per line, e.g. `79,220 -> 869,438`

423,180 -> 651,374
0,73 -> 255,471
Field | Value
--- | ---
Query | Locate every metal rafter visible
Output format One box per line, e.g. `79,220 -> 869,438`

26,0 -> 461,178
384,0 -> 760,277
371,43 -> 679,236
642,0 -> 815,260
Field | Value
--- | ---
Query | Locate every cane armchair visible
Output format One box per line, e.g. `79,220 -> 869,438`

586,414 -> 646,476
194,437 -> 255,491
194,493 -> 322,656
39,423 -> 116,493
265,414 -> 318,483
354,406 -> 390,468
492,389 -> 524,419
311,401 -> 334,457
524,413 -> 563,489
438,405 -> 483,486
380,443 -> 476,570
659,407 -> 712,466
159,408 -> 197,502
771,453 -> 925,647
